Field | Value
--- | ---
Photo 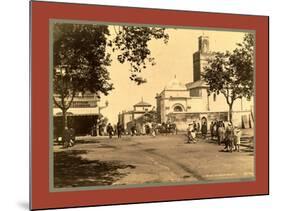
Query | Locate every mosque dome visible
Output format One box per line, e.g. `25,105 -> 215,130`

164,76 -> 186,90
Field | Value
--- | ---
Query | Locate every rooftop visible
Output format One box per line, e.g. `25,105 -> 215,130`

134,98 -> 152,107
186,80 -> 208,90
164,75 -> 186,91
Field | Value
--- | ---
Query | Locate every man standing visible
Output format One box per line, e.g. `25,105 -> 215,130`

210,121 -> 214,139
201,122 -> 207,139
217,122 -> 225,145
193,121 -> 197,132
117,122 -> 122,139
187,123 -> 196,144
197,122 -> 200,133
225,122 -> 234,152
234,125 -> 242,152
106,123 -> 114,139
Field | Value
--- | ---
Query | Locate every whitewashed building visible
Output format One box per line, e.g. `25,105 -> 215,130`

155,36 -> 254,131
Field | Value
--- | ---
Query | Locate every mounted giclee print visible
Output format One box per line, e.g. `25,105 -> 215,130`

30,1 -> 269,210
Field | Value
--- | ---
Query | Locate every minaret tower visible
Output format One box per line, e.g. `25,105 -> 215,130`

193,35 -> 211,81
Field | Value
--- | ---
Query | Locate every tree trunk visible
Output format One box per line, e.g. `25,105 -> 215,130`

228,103 -> 233,123
62,109 -> 68,138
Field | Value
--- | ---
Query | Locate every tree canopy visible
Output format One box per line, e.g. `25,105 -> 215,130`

112,26 -> 169,84
53,23 -> 113,111
202,33 -> 254,122
53,23 -> 169,131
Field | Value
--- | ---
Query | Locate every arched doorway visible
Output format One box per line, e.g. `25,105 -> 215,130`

201,116 -> 207,125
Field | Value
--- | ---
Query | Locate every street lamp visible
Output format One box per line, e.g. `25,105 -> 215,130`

96,100 -> 109,136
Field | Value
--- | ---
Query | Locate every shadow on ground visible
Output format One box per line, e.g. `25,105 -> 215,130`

54,150 -> 135,188
73,139 -> 101,144
54,139 -> 100,146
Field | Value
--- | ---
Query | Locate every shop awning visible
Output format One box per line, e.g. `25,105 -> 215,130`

53,107 -> 99,116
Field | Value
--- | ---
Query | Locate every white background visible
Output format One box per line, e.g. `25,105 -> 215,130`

0,0 -> 278,210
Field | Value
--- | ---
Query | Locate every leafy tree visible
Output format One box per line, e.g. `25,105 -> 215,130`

53,23 -> 169,132
53,23 -> 113,131
112,26 -> 169,84
143,110 -> 158,123
202,33 -> 254,122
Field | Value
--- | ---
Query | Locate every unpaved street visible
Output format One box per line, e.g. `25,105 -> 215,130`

53,134 -> 254,188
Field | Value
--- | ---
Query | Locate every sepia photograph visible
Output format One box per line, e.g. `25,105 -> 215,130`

51,21 -> 255,190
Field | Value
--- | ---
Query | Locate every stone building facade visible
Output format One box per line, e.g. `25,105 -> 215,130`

118,99 -> 154,134
155,36 -> 254,131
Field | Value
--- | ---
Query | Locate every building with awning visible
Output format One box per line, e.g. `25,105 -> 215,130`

53,107 -> 99,117
53,92 -> 102,136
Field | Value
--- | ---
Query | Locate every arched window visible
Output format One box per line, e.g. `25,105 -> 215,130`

174,105 -> 183,112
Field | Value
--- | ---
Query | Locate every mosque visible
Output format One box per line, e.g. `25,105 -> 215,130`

155,35 -> 254,131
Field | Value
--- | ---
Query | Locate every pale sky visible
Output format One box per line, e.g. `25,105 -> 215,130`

100,26 -> 248,124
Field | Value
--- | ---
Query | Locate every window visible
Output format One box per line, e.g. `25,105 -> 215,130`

174,105 -> 183,112
71,101 -> 91,108
190,88 -> 202,97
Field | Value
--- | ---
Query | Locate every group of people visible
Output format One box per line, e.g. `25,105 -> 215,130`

212,121 -> 242,152
123,122 -> 157,137
186,120 -> 242,152
106,122 -> 123,139
186,121 -> 207,143
106,121 -> 160,139
210,121 -> 225,144
60,119 -> 242,153
143,122 -> 157,137
186,123 -> 197,143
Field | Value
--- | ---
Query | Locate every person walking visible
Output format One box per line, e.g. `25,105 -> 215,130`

145,124 -> 150,135
175,124 -> 178,135
217,122 -> 225,145
213,121 -> 218,140
225,122 -> 234,152
201,121 -> 207,139
106,123 -> 114,139
234,125 -> 242,152
210,122 -> 214,139
69,127 -> 76,147
117,122 -> 122,139
193,121 -> 197,132
197,122 -> 200,134
151,123 -> 156,137
186,123 -> 196,143
131,124 -> 137,136
162,122 -> 167,136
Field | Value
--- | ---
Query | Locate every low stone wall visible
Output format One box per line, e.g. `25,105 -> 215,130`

168,110 -> 253,131
232,111 -> 254,128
